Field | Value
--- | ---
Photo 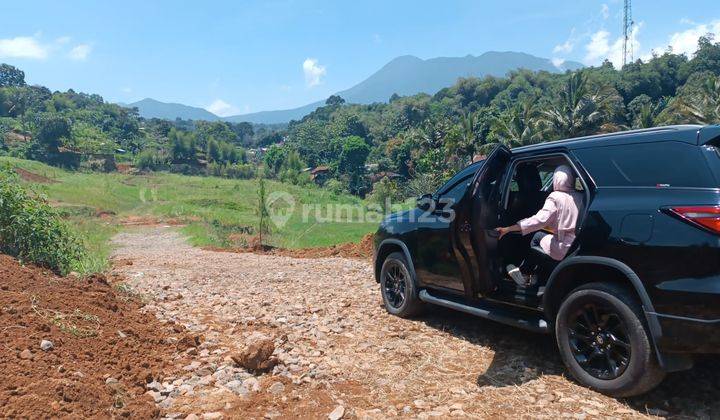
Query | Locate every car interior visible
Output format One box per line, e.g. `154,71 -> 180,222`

496,156 -> 587,286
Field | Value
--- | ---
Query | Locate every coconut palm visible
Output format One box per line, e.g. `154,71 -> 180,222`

539,71 -> 619,139
491,97 -> 542,147
671,75 -> 720,124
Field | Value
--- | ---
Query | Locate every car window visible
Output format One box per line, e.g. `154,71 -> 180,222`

435,160 -> 483,196
575,142 -> 716,188
703,144 -> 720,185
439,175 -> 472,205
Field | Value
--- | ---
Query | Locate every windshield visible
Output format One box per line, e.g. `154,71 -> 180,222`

435,160 -> 484,197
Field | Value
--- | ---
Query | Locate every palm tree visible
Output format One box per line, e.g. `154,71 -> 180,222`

539,71 -> 618,139
633,99 -> 667,128
671,75 -> 720,124
491,97 -> 542,147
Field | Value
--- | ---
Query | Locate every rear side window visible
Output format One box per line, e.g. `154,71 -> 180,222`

574,142 -> 716,188
703,144 -> 720,185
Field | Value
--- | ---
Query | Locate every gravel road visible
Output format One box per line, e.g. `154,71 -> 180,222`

111,227 -> 720,419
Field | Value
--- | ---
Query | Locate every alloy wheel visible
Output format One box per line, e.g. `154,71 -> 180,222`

567,301 -> 632,380
383,262 -> 407,309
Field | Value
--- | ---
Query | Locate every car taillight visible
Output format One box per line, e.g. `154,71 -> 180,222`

668,206 -> 720,234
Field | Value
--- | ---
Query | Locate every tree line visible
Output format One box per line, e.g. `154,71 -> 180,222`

263,36 -> 720,199
2,35 -> 720,193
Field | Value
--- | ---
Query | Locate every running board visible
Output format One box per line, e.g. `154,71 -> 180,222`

418,290 -> 550,334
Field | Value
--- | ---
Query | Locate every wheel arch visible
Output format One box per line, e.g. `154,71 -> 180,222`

542,256 -> 690,372
374,239 -> 417,284
543,256 -> 656,319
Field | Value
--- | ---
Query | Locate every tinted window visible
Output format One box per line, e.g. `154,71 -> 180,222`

436,160 -> 482,196
575,142 -> 715,188
703,145 -> 720,185
439,175 -> 472,204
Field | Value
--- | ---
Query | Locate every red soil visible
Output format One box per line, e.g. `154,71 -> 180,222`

0,254 -> 180,418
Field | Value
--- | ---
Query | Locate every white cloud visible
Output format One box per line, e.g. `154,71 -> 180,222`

583,23 -> 642,68
68,44 -> 92,61
206,99 -> 240,117
553,27 -> 576,55
662,20 -> 720,57
373,34 -> 382,44
551,57 -> 566,69
600,4 -> 610,20
303,58 -> 326,87
0,36 -> 49,59
553,39 -> 574,54
55,36 -> 71,45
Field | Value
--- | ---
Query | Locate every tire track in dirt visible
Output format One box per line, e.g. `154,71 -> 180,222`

111,227 -> 720,419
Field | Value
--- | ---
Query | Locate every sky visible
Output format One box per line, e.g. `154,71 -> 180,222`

1,0 -> 719,116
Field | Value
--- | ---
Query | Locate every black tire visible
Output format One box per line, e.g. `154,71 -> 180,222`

379,252 -> 425,318
555,282 -> 666,397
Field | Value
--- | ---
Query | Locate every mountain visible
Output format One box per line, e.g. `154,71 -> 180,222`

122,98 -> 221,121
227,52 -> 582,124
124,52 -> 583,124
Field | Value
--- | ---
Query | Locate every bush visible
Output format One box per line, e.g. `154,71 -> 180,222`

0,166 -> 86,274
207,162 -> 256,179
136,149 -> 165,171
367,176 -> 402,213
324,178 -> 346,195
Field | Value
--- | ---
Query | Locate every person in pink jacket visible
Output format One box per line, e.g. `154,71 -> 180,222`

496,164 -> 583,286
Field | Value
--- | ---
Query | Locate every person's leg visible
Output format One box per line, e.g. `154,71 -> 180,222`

520,231 -> 550,274
506,231 -> 549,286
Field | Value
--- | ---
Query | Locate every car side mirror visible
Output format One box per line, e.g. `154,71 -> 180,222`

416,193 -> 435,212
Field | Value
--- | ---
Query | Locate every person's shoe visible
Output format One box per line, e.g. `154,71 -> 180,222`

506,264 -> 526,286
506,264 -> 536,287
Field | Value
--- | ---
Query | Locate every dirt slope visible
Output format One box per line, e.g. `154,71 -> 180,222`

110,227 -> 720,419
0,254 -> 181,418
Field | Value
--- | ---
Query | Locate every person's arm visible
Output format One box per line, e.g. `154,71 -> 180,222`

496,224 -> 521,239
496,195 -> 558,239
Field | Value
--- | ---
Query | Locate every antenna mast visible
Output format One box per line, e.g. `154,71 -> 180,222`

622,0 -> 634,67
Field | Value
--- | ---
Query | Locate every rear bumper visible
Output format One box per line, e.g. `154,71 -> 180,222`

653,312 -> 720,353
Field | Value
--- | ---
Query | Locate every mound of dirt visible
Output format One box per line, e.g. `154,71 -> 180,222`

0,254 -> 180,418
14,168 -> 58,184
210,233 -> 376,260
272,233 -> 375,259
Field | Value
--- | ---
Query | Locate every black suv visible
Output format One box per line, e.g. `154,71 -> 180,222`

373,125 -> 720,397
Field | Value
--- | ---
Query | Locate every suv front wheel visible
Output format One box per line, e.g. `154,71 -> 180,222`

555,282 -> 665,397
380,252 -> 425,318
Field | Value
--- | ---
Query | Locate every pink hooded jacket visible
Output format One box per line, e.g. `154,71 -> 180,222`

517,165 -> 583,261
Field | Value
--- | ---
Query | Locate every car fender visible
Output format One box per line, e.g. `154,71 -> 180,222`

374,238 -> 417,285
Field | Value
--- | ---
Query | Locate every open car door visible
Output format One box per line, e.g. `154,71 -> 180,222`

451,145 -> 511,299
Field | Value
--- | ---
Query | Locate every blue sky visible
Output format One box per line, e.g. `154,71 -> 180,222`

1,0 -> 719,116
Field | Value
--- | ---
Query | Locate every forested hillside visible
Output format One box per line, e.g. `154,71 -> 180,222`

265,36 -> 720,198
2,36 -> 720,199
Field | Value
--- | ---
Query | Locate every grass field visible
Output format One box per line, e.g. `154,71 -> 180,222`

1,157 -> 383,270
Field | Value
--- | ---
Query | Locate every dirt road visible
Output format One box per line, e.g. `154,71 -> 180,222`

111,227 -> 719,419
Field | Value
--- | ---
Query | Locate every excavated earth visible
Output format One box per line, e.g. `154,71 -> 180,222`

107,226 -> 720,419
0,254 -> 187,418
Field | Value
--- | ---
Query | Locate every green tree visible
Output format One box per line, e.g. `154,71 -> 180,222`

325,95 -> 346,106
338,136 -> 370,175
35,115 -> 71,153
663,72 -> 720,124
367,176 -> 401,213
206,138 -> 221,162
539,71 -> 621,139
0,64 -> 26,87
490,98 -> 542,147
256,175 -> 271,247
